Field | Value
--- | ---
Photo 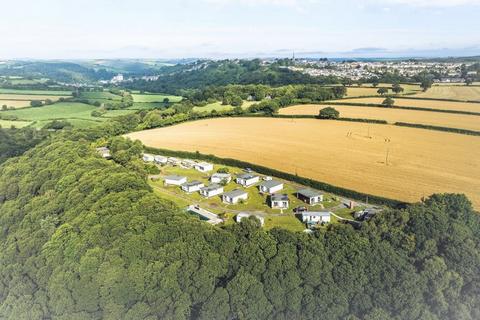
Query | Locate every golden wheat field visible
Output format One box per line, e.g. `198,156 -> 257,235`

327,97 -> 480,113
0,100 -> 32,108
279,104 -> 480,131
413,85 -> 480,101
345,84 -> 421,97
126,118 -> 480,208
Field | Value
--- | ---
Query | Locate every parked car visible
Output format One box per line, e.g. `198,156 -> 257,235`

293,206 -> 307,213
244,167 -> 253,173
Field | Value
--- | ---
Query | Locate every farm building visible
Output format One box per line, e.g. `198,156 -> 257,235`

142,153 -> 155,162
167,157 -> 181,166
301,211 -> 332,224
235,212 -> 265,226
95,147 -> 111,159
164,175 -> 187,186
181,159 -> 197,168
296,189 -> 324,205
236,173 -> 260,187
181,181 -> 205,193
270,194 -> 289,209
195,162 -> 214,173
259,180 -> 284,194
210,173 -> 232,184
222,189 -> 248,204
200,184 -> 224,198
154,155 -> 168,164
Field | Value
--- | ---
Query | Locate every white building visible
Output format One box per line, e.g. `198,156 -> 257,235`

181,159 -> 197,168
200,184 -> 224,198
296,189 -> 324,205
259,180 -> 284,194
142,153 -> 155,162
236,174 -> 260,187
181,181 -> 205,193
222,189 -> 248,204
270,194 -> 289,209
301,211 -> 331,224
210,173 -> 232,184
96,147 -> 111,159
167,157 -> 181,166
235,213 -> 265,226
154,155 -> 168,165
195,162 -> 214,173
164,175 -> 187,186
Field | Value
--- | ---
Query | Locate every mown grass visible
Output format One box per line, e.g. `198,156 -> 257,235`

0,119 -> 32,128
132,94 -> 182,103
0,88 -> 72,95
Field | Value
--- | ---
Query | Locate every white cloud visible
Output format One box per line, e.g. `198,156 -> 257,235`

375,0 -> 480,7
205,0 -> 480,6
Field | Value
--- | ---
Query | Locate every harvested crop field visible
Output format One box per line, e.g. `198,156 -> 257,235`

0,100 -> 32,108
327,97 -> 480,113
413,85 -> 480,101
126,118 -> 480,208
279,104 -> 480,131
345,85 -> 420,97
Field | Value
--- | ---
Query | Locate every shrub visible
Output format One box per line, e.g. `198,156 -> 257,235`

318,107 -> 339,119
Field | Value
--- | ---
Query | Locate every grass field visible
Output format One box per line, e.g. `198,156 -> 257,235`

126,118 -> 480,208
79,91 -> 123,100
414,85 -> 480,101
132,94 -> 183,103
279,104 -> 480,131
0,119 -> 32,128
1,102 -> 97,121
327,97 -> 480,113
192,101 -> 255,113
0,88 -> 72,95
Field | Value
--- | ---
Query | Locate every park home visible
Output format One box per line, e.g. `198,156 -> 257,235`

142,153 -> 155,162
181,159 -> 197,168
236,174 -> 260,187
154,155 -> 168,164
210,173 -> 232,184
301,211 -> 331,224
167,157 -> 181,166
296,189 -> 324,205
195,162 -> 214,173
181,181 -> 205,193
164,175 -> 187,186
259,180 -> 284,194
222,189 -> 248,204
270,194 -> 289,209
200,184 -> 224,198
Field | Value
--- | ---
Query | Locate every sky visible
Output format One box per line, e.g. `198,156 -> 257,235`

0,0 -> 479,59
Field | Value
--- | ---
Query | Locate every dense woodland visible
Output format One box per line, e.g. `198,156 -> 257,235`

0,123 -> 479,319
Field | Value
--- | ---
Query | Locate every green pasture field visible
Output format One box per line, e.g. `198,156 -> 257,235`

132,93 -> 182,103
0,88 -> 72,95
79,91 -> 123,100
0,119 -> 32,128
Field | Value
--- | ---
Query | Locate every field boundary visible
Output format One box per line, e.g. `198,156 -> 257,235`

143,146 -> 407,208
393,122 -> 480,136
336,95 -> 480,104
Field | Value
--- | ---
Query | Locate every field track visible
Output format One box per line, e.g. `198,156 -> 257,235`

126,118 -> 480,208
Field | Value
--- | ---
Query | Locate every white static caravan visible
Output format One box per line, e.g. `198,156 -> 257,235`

142,153 -> 155,162
210,173 -> 232,184
235,212 -> 265,226
222,189 -> 248,204
195,162 -> 214,173
164,175 -> 187,186
236,174 -> 260,188
200,184 -> 224,198
301,211 -> 332,224
258,180 -> 284,194
181,181 -> 205,193
154,155 -> 168,165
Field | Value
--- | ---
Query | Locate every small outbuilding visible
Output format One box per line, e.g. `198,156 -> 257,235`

200,184 -> 224,198
259,180 -> 284,194
164,175 -> 187,186
181,181 -> 205,193
195,162 -> 214,173
222,189 -> 248,204
96,147 -> 111,159
270,194 -> 289,209
236,173 -> 260,187
296,189 -> 324,205
235,212 -> 265,226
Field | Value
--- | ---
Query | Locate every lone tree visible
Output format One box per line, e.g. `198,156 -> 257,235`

392,83 -> 404,94
382,97 -> 395,107
420,78 -> 433,92
318,107 -> 339,119
377,87 -> 388,96
30,100 -> 43,107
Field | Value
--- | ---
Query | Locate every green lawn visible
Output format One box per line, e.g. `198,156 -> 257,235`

0,119 -> 32,128
2,102 -> 98,121
132,93 -> 182,103
129,102 -> 166,110
0,88 -> 72,95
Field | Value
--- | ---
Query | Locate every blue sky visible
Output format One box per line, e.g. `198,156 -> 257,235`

0,0 -> 479,59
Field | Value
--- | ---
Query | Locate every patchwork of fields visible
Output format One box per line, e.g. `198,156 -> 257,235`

126,118 -> 480,208
279,104 -> 480,131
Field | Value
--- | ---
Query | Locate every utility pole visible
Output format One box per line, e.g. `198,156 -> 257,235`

385,148 -> 390,166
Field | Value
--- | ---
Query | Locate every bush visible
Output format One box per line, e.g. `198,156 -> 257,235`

382,97 -> 395,107
318,107 -> 339,119
30,100 -> 43,107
